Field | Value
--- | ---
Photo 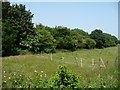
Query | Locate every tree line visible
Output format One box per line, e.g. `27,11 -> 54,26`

2,2 -> 118,56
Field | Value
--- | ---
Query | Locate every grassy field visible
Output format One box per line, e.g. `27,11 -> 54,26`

2,46 -> 118,88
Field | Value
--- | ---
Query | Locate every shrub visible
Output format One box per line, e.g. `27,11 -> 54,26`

17,49 -> 32,55
49,65 -> 82,89
84,38 -> 96,49
20,30 -> 57,53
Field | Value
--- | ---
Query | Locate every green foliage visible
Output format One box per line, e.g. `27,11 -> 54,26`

2,72 -> 29,88
49,65 -> 81,89
72,28 -> 89,37
54,26 -> 71,38
90,29 -> 105,48
64,36 -> 78,51
90,29 -> 118,49
70,30 -> 85,49
2,2 -> 18,56
103,33 -> 117,47
2,21 -> 19,56
52,26 -> 88,51
53,26 -> 71,49
2,2 -> 34,56
118,40 -> 120,44
84,38 -> 96,49
21,29 -> 56,53
17,49 -> 32,55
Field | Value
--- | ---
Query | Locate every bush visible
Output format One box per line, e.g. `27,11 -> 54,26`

84,38 -> 96,49
49,65 -> 82,89
17,49 -> 32,55
20,30 -> 57,53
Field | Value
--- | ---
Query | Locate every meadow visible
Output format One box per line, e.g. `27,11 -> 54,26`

2,46 -> 118,88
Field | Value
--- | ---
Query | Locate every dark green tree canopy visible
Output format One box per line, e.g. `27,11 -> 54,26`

2,2 -> 34,56
90,29 -> 105,48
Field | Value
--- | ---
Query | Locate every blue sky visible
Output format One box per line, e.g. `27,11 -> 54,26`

10,1 -> 118,37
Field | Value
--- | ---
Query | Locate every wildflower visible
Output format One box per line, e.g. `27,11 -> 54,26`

3,81 -> 6,83
19,75 -> 22,77
3,76 -> 6,78
40,75 -> 42,77
34,70 -> 37,73
41,71 -> 43,73
8,77 -> 11,80
26,44 -> 29,47
3,71 -> 5,73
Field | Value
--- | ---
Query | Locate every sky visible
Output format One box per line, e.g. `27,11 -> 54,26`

10,1 -> 118,37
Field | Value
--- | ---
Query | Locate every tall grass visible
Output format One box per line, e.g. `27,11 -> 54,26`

2,46 -> 118,88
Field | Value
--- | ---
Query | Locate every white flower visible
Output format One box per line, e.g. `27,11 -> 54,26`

3,81 -> 6,83
8,77 -> 11,79
40,75 -> 42,77
4,76 -> 6,78
41,71 -> 43,73
19,75 -> 22,77
34,70 -> 37,73
26,44 -> 29,47
3,71 -> 5,73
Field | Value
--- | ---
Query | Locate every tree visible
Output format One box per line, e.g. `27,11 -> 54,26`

90,29 -> 105,48
2,2 -> 18,56
72,28 -> 89,37
84,38 -> 96,49
53,26 -> 70,38
21,29 -> 56,53
64,35 -> 78,51
2,2 -> 34,56
53,26 -> 71,49
111,35 -> 118,45
71,29 -> 87,49
103,33 -> 118,47
10,4 -> 34,46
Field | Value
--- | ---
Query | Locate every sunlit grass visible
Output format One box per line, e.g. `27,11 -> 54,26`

2,46 -> 118,88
